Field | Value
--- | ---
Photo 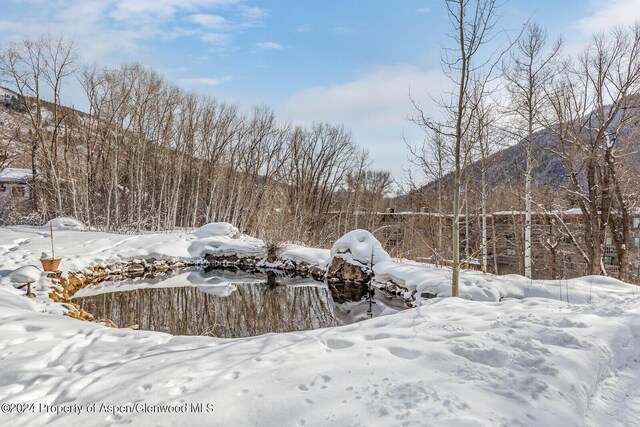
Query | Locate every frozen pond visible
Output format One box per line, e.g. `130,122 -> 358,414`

71,268 -> 405,338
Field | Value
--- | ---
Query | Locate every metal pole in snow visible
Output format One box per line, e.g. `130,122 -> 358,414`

50,223 -> 55,259
367,247 -> 374,319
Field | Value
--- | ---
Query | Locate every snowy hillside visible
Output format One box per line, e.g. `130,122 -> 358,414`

418,109 -> 640,195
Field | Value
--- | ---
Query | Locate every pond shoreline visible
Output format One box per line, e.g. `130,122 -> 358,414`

47,253 -> 328,326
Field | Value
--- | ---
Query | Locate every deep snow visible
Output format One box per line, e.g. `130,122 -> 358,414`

0,223 -> 639,426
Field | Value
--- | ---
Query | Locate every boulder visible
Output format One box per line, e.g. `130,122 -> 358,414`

326,229 -> 390,284
126,263 -> 145,276
326,256 -> 370,283
154,263 -> 170,273
204,254 -> 239,265
310,266 -> 326,281
329,229 -> 390,266
267,245 -> 278,263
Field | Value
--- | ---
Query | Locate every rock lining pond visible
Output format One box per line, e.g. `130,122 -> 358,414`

71,268 -> 406,338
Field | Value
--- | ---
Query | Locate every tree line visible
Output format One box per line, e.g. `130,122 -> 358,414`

409,1 -> 640,285
0,37 -> 392,246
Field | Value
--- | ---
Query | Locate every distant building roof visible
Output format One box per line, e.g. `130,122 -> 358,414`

0,168 -> 33,183
492,209 -> 584,216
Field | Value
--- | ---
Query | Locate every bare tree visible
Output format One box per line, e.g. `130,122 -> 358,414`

3,46 -> 391,244
0,35 -> 76,216
406,123 -> 454,265
545,24 -> 640,280
414,0 -> 505,296
0,137 -> 11,171
470,93 -> 503,273
503,22 -> 562,279
283,123 -> 362,244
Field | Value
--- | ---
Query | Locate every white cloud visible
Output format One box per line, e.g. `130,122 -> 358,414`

241,5 -> 268,20
199,32 -> 230,45
110,0 -> 241,22
0,0 -> 268,63
575,0 -> 640,33
190,13 -> 229,29
0,1 -> 150,63
179,76 -> 232,86
284,64 -> 446,125
255,41 -> 283,50
282,64 -> 449,179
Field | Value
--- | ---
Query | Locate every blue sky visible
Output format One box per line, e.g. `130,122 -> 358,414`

0,0 -> 637,180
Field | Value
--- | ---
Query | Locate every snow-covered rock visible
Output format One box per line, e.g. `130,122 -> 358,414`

327,230 -> 390,283
43,217 -> 86,231
189,235 -> 265,259
194,222 -> 239,239
330,229 -> 390,267
279,244 -> 330,267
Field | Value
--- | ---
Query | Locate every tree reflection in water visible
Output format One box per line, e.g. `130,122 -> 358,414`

73,282 -> 341,338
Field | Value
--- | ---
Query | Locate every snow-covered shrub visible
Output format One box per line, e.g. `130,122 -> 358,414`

43,217 -> 85,231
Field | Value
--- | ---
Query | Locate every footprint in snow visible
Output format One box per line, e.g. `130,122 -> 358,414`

364,333 -> 392,340
323,338 -> 354,349
225,370 -> 241,380
138,384 -> 152,392
389,347 -> 422,360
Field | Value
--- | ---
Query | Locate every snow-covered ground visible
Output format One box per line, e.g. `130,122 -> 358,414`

1,223 -> 639,426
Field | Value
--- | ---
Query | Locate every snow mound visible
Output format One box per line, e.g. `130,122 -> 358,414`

6,265 -> 42,286
373,261 -> 637,304
43,217 -> 85,231
330,229 -> 390,266
189,235 -> 265,259
280,244 -> 330,266
194,222 -> 239,239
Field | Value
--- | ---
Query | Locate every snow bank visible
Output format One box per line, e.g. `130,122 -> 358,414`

279,244 -> 330,266
373,260 -> 636,304
0,287 -> 639,426
0,224 -> 263,276
43,217 -> 86,231
188,222 -> 266,259
330,229 -> 390,266
188,235 -> 265,259
194,222 -> 239,239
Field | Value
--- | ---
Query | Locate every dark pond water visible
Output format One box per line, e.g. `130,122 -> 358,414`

71,269 -> 403,338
